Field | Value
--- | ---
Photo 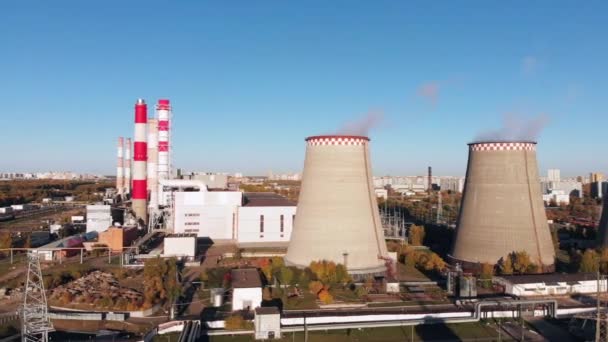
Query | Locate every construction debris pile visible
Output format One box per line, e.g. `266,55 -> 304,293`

49,270 -> 143,310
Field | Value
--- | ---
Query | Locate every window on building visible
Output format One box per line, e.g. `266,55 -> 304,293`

280,215 -> 284,233
260,215 -> 264,233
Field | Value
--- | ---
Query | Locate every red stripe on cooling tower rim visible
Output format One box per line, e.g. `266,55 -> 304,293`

158,120 -> 169,131
132,180 -> 147,199
158,141 -> 169,152
135,104 -> 147,123
133,142 -> 147,160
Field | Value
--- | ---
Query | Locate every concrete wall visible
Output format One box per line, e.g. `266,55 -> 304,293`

451,142 -> 555,269
237,206 -> 295,243
285,136 -> 388,275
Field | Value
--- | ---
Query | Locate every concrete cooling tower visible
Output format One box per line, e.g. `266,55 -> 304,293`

597,196 -> 608,248
285,135 -> 388,276
450,141 -> 555,272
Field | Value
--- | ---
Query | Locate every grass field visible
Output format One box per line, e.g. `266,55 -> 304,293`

208,322 -> 500,342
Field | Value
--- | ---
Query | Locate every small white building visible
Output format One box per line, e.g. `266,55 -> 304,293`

86,205 -> 112,233
374,188 -> 388,200
163,234 -> 197,259
231,268 -> 262,311
254,307 -> 281,340
494,273 -> 606,297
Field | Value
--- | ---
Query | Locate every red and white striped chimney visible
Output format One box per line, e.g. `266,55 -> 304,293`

124,138 -> 132,195
157,99 -> 171,205
116,137 -> 124,195
132,99 -> 148,223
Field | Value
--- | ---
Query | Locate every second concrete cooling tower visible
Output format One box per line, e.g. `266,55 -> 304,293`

285,135 -> 388,275
450,141 -> 555,272
596,197 -> 608,247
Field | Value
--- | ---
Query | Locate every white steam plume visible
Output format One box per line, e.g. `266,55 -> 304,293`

474,113 -> 549,143
336,111 -> 384,136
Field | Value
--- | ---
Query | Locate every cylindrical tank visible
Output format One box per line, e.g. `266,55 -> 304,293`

597,196 -> 608,247
211,288 -> 223,307
285,135 -> 388,275
450,141 -> 555,272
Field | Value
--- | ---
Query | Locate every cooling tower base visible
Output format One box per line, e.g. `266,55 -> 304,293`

284,259 -> 387,278
448,255 -> 555,275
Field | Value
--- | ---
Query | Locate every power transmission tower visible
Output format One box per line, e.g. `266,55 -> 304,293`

21,252 -> 53,342
596,271 -> 608,342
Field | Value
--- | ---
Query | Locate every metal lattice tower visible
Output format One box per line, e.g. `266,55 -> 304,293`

21,252 -> 53,342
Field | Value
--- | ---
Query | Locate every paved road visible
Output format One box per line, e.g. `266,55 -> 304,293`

526,317 -> 578,342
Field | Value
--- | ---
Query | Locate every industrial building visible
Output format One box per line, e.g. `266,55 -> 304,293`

170,181 -> 296,245
86,205 -> 112,233
285,135 -> 388,276
231,268 -> 262,311
98,226 -> 138,252
450,141 -> 555,272
494,273 -> 605,297
163,234 -> 197,259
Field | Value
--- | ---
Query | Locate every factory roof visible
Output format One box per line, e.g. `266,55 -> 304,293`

496,273 -> 598,284
255,307 -> 280,315
166,233 -> 197,238
231,268 -> 262,288
243,192 -> 295,207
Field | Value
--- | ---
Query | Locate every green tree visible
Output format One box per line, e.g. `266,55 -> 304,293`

279,266 -> 294,286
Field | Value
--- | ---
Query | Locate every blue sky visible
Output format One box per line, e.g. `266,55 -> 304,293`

1,1 -> 606,176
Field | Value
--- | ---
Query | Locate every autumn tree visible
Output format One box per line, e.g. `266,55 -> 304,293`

308,281 -> 324,295
580,249 -> 600,273
318,289 -> 334,304
408,225 -> 426,246
479,263 -> 494,288
498,256 -> 513,275
511,251 -> 534,274
0,232 -> 12,256
279,266 -> 294,287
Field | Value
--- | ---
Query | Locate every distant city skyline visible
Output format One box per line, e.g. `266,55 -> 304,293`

2,2 -> 607,175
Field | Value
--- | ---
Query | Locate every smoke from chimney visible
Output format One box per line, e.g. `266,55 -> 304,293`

474,113 -> 549,143
336,111 -> 384,136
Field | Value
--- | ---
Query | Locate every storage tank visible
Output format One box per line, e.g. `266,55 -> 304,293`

597,196 -> 608,247
450,141 -> 555,272
285,135 -> 388,276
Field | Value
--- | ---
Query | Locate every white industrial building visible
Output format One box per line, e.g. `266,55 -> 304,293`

494,273 -> 606,297
231,268 -> 263,311
543,190 -> 571,205
170,180 -> 296,245
254,307 -> 281,340
86,205 -> 112,233
163,234 -> 197,259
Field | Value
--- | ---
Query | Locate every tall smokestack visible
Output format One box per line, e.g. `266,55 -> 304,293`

450,141 -> 555,272
147,118 -> 159,209
132,99 -> 148,223
157,99 -> 171,206
124,138 -> 132,195
428,166 -> 432,194
597,197 -> 608,247
285,135 -> 388,276
116,137 -> 124,195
